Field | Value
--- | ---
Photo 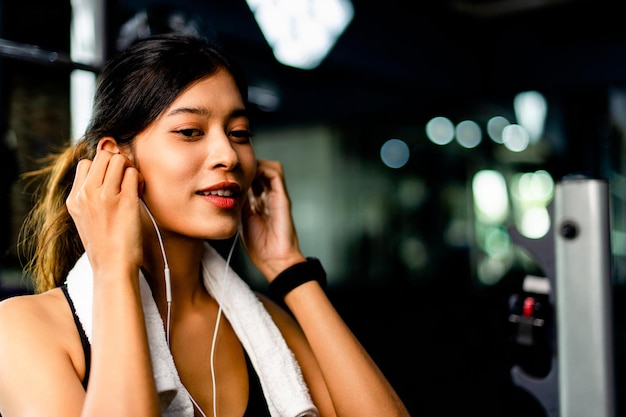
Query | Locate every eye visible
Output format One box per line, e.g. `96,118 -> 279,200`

228,129 -> 254,143
172,128 -> 204,139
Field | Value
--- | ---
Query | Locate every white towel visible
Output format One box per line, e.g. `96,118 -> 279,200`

65,241 -> 319,417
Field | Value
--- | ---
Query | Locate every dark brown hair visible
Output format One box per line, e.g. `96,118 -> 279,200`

19,33 -> 248,292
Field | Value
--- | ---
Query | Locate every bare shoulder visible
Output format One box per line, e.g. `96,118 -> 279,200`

0,289 -> 71,353
0,287 -> 85,371
0,289 -> 68,334
0,290 -> 87,415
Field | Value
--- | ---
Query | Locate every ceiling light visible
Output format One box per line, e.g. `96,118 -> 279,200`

246,0 -> 354,70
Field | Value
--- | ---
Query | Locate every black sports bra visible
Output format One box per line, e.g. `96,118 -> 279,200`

61,284 -> 91,389
60,284 -> 270,416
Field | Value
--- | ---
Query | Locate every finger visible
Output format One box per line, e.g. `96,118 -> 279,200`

255,159 -> 288,197
245,188 -> 263,215
69,159 -> 92,195
119,165 -> 141,199
254,160 -> 278,187
101,153 -> 135,195
252,160 -> 271,196
66,158 -> 92,208
82,148 -> 115,189
251,176 -> 268,197
256,159 -> 282,176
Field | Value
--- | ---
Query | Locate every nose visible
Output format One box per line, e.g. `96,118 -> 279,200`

208,131 -> 240,170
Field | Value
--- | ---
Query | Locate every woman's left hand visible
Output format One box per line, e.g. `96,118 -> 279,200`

240,159 -> 306,281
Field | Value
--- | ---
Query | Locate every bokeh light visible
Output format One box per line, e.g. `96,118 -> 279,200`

487,115 -> 510,144
455,120 -> 482,149
380,138 -> 410,168
426,116 -> 455,145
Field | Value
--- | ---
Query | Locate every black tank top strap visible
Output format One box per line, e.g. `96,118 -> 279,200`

60,284 -> 91,390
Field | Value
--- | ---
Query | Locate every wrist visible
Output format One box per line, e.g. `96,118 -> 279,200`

266,254 -> 307,279
269,257 -> 327,299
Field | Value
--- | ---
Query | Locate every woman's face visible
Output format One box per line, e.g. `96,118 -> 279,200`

130,69 -> 256,240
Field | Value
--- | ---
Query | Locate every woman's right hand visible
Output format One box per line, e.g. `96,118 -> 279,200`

65,138 -> 161,416
65,138 -> 144,275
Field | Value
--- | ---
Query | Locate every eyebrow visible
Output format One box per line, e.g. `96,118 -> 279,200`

166,107 -> 249,120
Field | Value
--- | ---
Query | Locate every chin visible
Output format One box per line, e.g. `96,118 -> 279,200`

200,224 -> 240,241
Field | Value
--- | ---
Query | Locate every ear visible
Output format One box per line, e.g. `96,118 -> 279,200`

98,137 -> 120,154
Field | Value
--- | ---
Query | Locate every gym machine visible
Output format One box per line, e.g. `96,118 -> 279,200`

509,175 -> 616,417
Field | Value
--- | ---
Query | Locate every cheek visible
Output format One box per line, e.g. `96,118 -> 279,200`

239,149 -> 257,186
139,151 -> 200,191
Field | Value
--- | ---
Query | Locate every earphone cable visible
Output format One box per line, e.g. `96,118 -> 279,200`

141,198 -> 241,417
208,230 -> 239,417
140,200 -> 173,345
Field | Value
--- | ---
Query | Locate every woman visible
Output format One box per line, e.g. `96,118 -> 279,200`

0,34 -> 410,417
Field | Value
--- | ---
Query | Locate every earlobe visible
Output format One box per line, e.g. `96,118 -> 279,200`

98,137 -> 120,154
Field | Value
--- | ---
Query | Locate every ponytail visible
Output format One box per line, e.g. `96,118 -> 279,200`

19,140 -> 93,293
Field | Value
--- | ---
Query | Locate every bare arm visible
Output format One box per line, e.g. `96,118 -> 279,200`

241,159 -> 410,417
282,281 -> 409,417
65,141 -> 160,417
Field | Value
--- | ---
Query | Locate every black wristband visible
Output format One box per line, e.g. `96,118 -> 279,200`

269,257 -> 327,299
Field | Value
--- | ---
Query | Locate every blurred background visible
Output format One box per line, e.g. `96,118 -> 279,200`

1,0 -> 626,415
